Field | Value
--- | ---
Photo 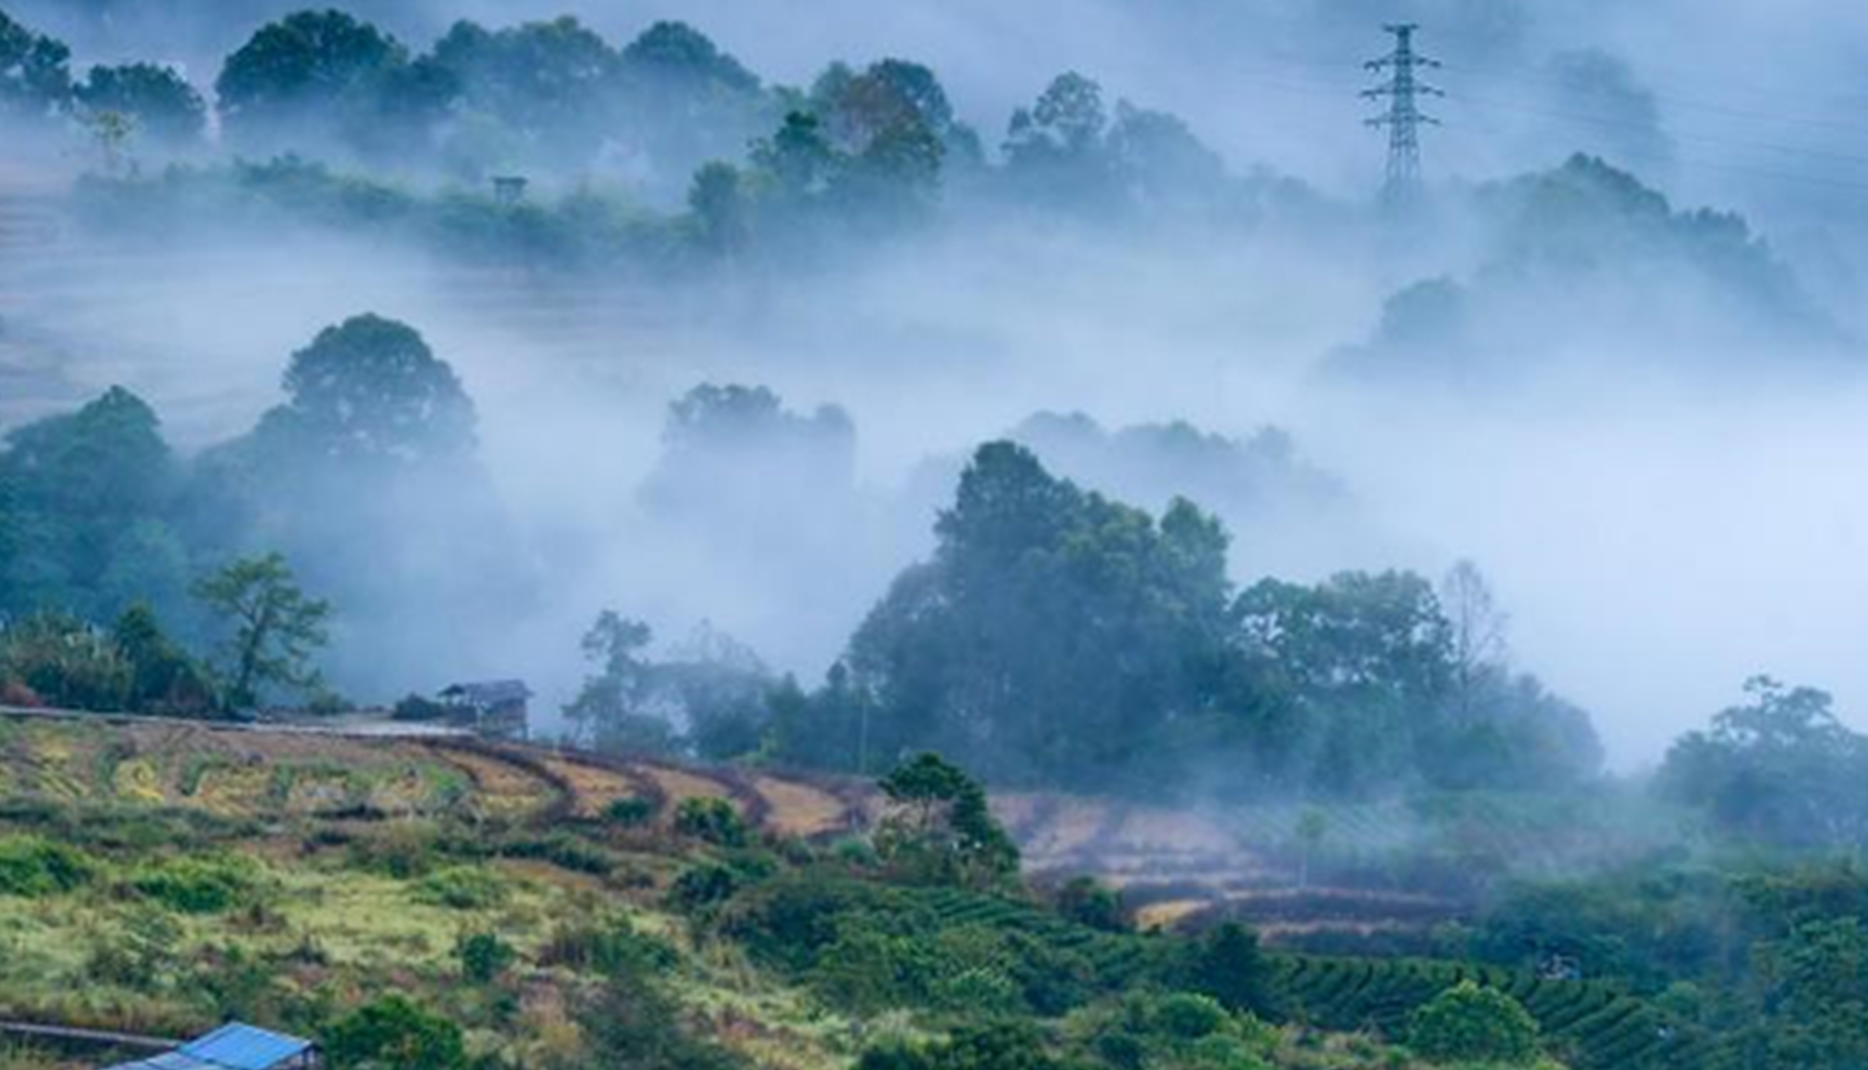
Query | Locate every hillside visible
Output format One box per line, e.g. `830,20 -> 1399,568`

0,712 -> 1676,951
0,713 -> 1718,1070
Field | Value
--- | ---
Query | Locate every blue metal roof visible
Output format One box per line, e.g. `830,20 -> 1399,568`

105,1024 -> 313,1070
180,1024 -> 312,1070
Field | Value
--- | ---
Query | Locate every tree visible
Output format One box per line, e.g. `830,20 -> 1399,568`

455,931 -> 515,984
807,58 -> 958,219
1105,101 -> 1228,211
859,1024 -> 1062,1070
563,611 -> 666,754
1752,917 -> 1868,1070
192,553 -> 331,712
113,603 -> 215,716
1003,72 -> 1115,209
0,386 -> 184,623
1408,980 -> 1539,1066
75,64 -> 205,146
215,10 -> 407,146
1186,923 -> 1280,1019
750,111 -> 840,204
429,17 -> 614,169
576,958 -> 748,1070
0,10 -> 70,120
1441,559 -> 1509,719
325,995 -> 466,1070
874,753 -> 1020,889
1657,677 -> 1868,848
80,108 -> 136,176
616,21 -> 768,194
1054,876 -> 1128,933
846,442 -> 1235,792
620,21 -> 759,94
259,314 -> 476,468
656,623 -> 773,761
688,162 -> 750,253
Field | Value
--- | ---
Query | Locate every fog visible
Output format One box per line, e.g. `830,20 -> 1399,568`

3,0 -> 1867,769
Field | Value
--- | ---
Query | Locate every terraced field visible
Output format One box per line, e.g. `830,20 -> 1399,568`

0,713 -> 866,846
1277,957 -> 1712,1070
0,711 -> 1486,944
852,881 -> 1707,1070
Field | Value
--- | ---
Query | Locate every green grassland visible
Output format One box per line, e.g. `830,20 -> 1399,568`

0,718 -> 1705,1070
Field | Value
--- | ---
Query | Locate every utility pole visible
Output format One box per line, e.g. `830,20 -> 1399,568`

1363,23 -> 1442,207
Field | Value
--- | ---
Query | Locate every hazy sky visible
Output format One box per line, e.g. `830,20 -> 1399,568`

3,0 -> 1867,766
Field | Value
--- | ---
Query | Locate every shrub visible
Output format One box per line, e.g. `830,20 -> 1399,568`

1055,877 -> 1129,932
1408,980 -> 1539,1066
605,795 -> 662,827
0,836 -> 95,897
538,916 -> 677,976
858,1023 -> 1062,1070
1185,923 -> 1281,1019
0,680 -> 43,707
0,612 -> 132,711
669,863 -> 742,914
497,832 -> 616,877
416,866 -> 506,910
325,995 -> 466,1070
84,906 -> 184,989
128,855 -> 255,914
675,797 -> 749,847
393,694 -> 450,722
348,823 -> 448,879
455,931 -> 515,983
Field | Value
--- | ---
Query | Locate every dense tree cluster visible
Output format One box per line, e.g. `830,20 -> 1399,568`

5,0 -> 1260,261
1345,154 -> 1836,381
0,312 -> 509,710
1656,676 -> 1868,849
0,554 -> 327,716
563,612 -> 773,761
0,6 -> 202,149
764,442 -> 1601,800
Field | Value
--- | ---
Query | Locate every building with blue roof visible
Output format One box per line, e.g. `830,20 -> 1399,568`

104,1023 -> 318,1070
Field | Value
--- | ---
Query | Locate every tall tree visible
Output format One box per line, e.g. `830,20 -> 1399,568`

0,10 -> 70,121
0,386 -> 184,622
846,442 -> 1234,791
74,63 -> 205,146
874,753 -> 1020,890
192,553 -> 331,711
215,10 -> 408,149
563,611 -> 667,754
429,17 -> 614,169
260,313 -> 477,467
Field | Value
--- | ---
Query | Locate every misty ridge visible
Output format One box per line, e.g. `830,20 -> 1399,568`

0,0 -> 1865,796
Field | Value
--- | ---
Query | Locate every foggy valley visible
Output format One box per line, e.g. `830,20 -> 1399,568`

2,3 -> 1868,1070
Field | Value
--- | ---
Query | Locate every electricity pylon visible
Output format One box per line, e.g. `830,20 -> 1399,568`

1363,23 -> 1442,206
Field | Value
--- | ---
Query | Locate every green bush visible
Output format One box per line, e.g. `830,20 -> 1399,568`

325,995 -> 466,1070
0,836 -> 94,897
669,863 -> 742,914
1408,980 -> 1540,1066
858,1023 -> 1063,1070
455,931 -> 515,983
128,855 -> 254,914
415,866 -> 506,910
1185,923 -> 1282,1019
1055,876 -> 1129,933
538,916 -> 677,976
605,796 -> 662,827
674,797 -> 749,847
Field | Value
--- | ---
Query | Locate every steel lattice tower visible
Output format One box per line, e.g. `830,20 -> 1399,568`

1363,24 -> 1442,205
